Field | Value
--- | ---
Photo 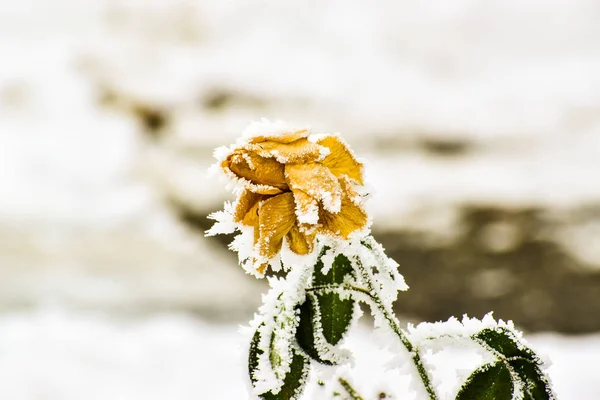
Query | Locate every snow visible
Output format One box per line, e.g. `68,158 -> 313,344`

0,308 -> 596,400
0,309 -> 248,400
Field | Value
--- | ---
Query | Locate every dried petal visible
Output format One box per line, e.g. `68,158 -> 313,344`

292,189 -> 320,225
233,190 -> 267,226
317,179 -> 368,239
247,138 -> 325,164
318,135 -> 363,184
248,129 -> 310,144
256,193 -> 297,268
223,150 -> 287,194
286,225 -> 314,255
285,163 -> 342,213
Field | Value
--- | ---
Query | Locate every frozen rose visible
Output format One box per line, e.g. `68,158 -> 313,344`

219,127 -> 367,274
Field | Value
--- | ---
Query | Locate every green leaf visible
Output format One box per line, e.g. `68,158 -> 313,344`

249,327 -> 263,384
470,327 -> 554,399
296,254 -> 356,364
249,327 -> 310,400
313,254 -> 355,345
261,349 -> 309,400
509,358 -> 554,400
473,328 -> 535,360
313,253 -> 355,286
295,295 -> 330,364
316,291 -> 354,345
456,362 -> 514,400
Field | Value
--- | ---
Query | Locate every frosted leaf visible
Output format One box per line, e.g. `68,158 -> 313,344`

309,235 -> 407,314
406,313 -> 518,348
247,262 -> 315,396
303,292 -> 353,364
403,313 -> 555,399
319,247 -> 337,276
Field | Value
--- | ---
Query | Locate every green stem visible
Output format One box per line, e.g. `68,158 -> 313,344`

356,264 -> 438,400
306,283 -> 372,297
306,282 -> 438,399
338,377 -> 365,400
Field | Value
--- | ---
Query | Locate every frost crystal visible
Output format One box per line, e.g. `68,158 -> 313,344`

205,201 -> 236,236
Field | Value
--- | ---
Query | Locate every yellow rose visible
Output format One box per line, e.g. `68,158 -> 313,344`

221,128 -> 367,274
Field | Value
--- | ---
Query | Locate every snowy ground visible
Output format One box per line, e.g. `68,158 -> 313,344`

0,309 -> 597,400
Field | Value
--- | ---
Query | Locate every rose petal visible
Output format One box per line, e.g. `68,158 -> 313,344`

317,135 -> 363,184
286,225 -> 315,255
318,202 -> 367,239
285,163 -> 342,213
317,178 -> 367,239
248,129 -> 310,144
247,138 -> 325,164
292,189 -> 320,225
233,190 -> 267,226
223,150 -> 287,194
256,192 -> 297,266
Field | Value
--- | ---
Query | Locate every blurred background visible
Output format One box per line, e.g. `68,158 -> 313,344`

1,0 -> 599,398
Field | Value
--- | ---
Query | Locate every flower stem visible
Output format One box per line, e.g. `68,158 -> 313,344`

338,377 -> 365,400
356,263 -> 438,400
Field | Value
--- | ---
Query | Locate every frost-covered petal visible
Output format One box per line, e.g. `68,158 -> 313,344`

247,138 -> 325,164
317,135 -> 363,184
286,225 -> 315,255
285,163 -> 342,213
222,150 -> 287,194
256,193 -> 297,273
338,175 -> 362,205
292,189 -> 320,225
233,190 -> 267,226
248,128 -> 310,144
317,188 -> 368,239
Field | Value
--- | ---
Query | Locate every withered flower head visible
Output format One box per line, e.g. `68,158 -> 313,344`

211,121 -> 368,275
